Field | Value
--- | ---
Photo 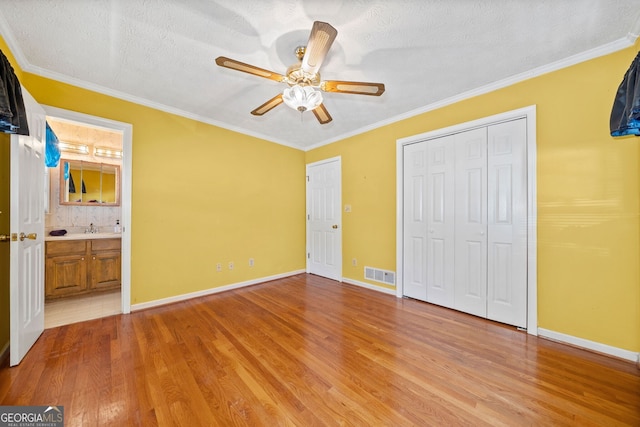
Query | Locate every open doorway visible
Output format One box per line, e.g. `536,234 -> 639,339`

43,106 -> 132,327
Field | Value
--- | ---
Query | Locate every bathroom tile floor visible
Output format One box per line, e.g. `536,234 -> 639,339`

45,290 -> 121,329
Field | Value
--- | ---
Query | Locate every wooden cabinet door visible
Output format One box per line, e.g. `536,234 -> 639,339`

45,254 -> 88,298
90,251 -> 121,290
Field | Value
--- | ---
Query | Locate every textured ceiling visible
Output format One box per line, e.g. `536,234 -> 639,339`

1,1 -> 639,150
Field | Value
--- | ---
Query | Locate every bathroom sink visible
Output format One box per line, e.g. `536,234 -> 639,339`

45,232 -> 122,241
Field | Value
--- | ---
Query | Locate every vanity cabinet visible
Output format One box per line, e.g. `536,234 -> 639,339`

90,238 -> 121,290
45,238 -> 121,299
45,240 -> 88,298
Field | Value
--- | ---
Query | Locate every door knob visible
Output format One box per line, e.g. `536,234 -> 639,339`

332,224 -> 339,229
19,232 -> 37,241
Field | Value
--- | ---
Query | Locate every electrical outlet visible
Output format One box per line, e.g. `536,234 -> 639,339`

228,261 -> 234,270
249,258 -> 254,267
216,263 -> 222,272
352,258 -> 357,266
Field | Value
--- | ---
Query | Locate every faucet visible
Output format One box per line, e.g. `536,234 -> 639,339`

85,223 -> 98,234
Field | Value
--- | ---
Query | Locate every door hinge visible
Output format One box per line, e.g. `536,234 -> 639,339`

306,175 -> 310,182
307,252 -> 310,259
307,214 -> 310,220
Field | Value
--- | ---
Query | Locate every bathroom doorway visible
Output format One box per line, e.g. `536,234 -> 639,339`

43,106 -> 132,327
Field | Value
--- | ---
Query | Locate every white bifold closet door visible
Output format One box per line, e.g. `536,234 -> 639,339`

403,118 -> 527,328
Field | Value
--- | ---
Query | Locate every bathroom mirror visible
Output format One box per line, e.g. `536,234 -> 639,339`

59,160 -> 120,206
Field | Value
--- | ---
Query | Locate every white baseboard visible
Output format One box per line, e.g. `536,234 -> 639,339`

131,270 -> 305,312
342,277 -> 397,295
0,341 -> 9,367
538,328 -> 639,364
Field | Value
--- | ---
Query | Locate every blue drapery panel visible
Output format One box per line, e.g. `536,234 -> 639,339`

610,51 -> 640,137
0,48 -> 29,135
45,122 -> 61,167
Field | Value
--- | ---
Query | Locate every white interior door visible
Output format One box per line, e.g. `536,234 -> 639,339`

306,157 -> 342,281
10,88 -> 45,366
486,119 -> 528,328
453,128 -> 489,317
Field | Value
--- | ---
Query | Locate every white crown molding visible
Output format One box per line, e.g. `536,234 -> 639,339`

0,12 -> 28,68
626,11 -> 640,42
0,12 -> 299,150
2,5 -> 636,152
306,36 -> 636,151
23,64 -> 301,150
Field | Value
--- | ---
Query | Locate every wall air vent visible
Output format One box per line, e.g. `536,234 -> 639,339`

364,266 -> 395,286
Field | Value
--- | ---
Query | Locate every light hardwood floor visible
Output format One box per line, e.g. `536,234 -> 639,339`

45,290 -> 121,328
1,274 -> 638,426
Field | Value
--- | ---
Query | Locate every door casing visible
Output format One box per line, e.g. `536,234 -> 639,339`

42,105 -> 133,315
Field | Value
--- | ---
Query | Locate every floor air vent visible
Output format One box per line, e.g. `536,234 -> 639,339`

364,266 -> 396,285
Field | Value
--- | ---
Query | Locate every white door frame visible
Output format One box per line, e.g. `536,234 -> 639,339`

306,156 -> 342,281
42,105 -> 133,314
396,105 -> 537,334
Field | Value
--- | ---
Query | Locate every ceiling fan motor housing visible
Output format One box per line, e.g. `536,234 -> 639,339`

285,65 -> 321,87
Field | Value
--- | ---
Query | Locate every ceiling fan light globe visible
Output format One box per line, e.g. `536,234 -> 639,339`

283,85 -> 323,112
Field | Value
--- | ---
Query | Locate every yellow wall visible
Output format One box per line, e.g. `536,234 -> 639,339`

102,171 -> 116,203
307,45 -> 640,352
2,34 -> 638,355
8,46 -> 306,305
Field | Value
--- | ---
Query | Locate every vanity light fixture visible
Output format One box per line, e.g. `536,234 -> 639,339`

94,146 -> 123,159
58,141 -> 89,154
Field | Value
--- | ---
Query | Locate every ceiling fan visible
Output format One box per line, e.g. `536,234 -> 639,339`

215,21 -> 385,125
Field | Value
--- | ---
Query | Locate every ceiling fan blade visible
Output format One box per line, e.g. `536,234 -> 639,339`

251,94 -> 284,116
301,21 -> 337,76
321,80 -> 385,96
215,56 -> 286,83
312,103 -> 332,124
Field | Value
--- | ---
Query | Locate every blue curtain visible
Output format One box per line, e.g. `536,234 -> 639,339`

45,122 -> 61,167
610,51 -> 640,137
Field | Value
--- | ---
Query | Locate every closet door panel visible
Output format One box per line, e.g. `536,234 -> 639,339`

487,119 -> 528,328
425,136 -> 455,307
403,142 -> 428,301
454,128 -> 488,317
